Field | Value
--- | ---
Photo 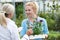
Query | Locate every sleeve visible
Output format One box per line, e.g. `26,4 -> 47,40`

20,20 -> 27,37
11,23 -> 20,40
42,19 -> 49,34
21,34 -> 29,40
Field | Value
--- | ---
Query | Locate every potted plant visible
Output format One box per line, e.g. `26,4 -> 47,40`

27,18 -> 43,35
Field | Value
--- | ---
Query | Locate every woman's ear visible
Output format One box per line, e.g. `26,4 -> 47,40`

5,13 -> 8,17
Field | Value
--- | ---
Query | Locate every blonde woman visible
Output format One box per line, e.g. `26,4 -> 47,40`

20,2 -> 49,40
0,3 -> 20,40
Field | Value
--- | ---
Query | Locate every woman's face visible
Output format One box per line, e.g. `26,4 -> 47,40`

10,13 -> 14,19
8,13 -> 14,19
25,6 -> 35,18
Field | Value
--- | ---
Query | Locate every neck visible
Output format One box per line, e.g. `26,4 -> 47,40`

28,15 -> 38,22
28,18 -> 34,23
34,14 -> 38,18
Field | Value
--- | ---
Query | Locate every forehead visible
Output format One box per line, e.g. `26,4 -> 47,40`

25,6 -> 33,9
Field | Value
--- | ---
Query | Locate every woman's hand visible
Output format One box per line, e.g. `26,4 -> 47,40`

45,34 -> 48,38
26,29 -> 33,36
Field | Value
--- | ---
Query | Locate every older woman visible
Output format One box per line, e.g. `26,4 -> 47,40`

20,2 -> 49,40
0,3 -> 20,40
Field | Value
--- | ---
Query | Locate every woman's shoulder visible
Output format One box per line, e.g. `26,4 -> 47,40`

38,16 -> 46,21
22,19 -> 28,23
6,18 -> 15,24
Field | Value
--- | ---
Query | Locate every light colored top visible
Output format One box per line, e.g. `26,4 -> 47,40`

21,34 -> 29,40
0,18 -> 20,40
20,16 -> 49,37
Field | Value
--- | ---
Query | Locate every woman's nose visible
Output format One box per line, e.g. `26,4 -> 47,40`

26,11 -> 30,14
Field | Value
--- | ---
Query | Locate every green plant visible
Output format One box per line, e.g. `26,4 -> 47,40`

15,2 -> 24,27
47,31 -> 60,40
27,18 -> 43,35
33,19 -> 43,35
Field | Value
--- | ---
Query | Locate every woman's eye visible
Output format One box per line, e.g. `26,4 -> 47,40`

28,9 -> 31,11
25,9 -> 31,11
25,10 -> 27,11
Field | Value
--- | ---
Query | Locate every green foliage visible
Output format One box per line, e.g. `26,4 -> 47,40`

39,12 -> 60,31
47,31 -> 60,40
55,13 -> 60,31
15,2 -> 24,27
33,20 -> 42,35
39,13 -> 56,30
26,19 -> 42,35
15,2 -> 60,40
15,2 -> 60,30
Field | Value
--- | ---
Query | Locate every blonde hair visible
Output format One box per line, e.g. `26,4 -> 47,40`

25,2 -> 39,14
2,3 -> 15,14
0,11 -> 7,28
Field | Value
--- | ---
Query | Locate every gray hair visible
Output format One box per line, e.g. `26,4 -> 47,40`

2,3 -> 15,14
0,11 -> 7,28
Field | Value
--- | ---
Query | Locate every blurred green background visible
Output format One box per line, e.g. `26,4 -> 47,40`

15,1 -> 60,40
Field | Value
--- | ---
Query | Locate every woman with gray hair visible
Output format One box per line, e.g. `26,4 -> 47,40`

0,3 -> 20,40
